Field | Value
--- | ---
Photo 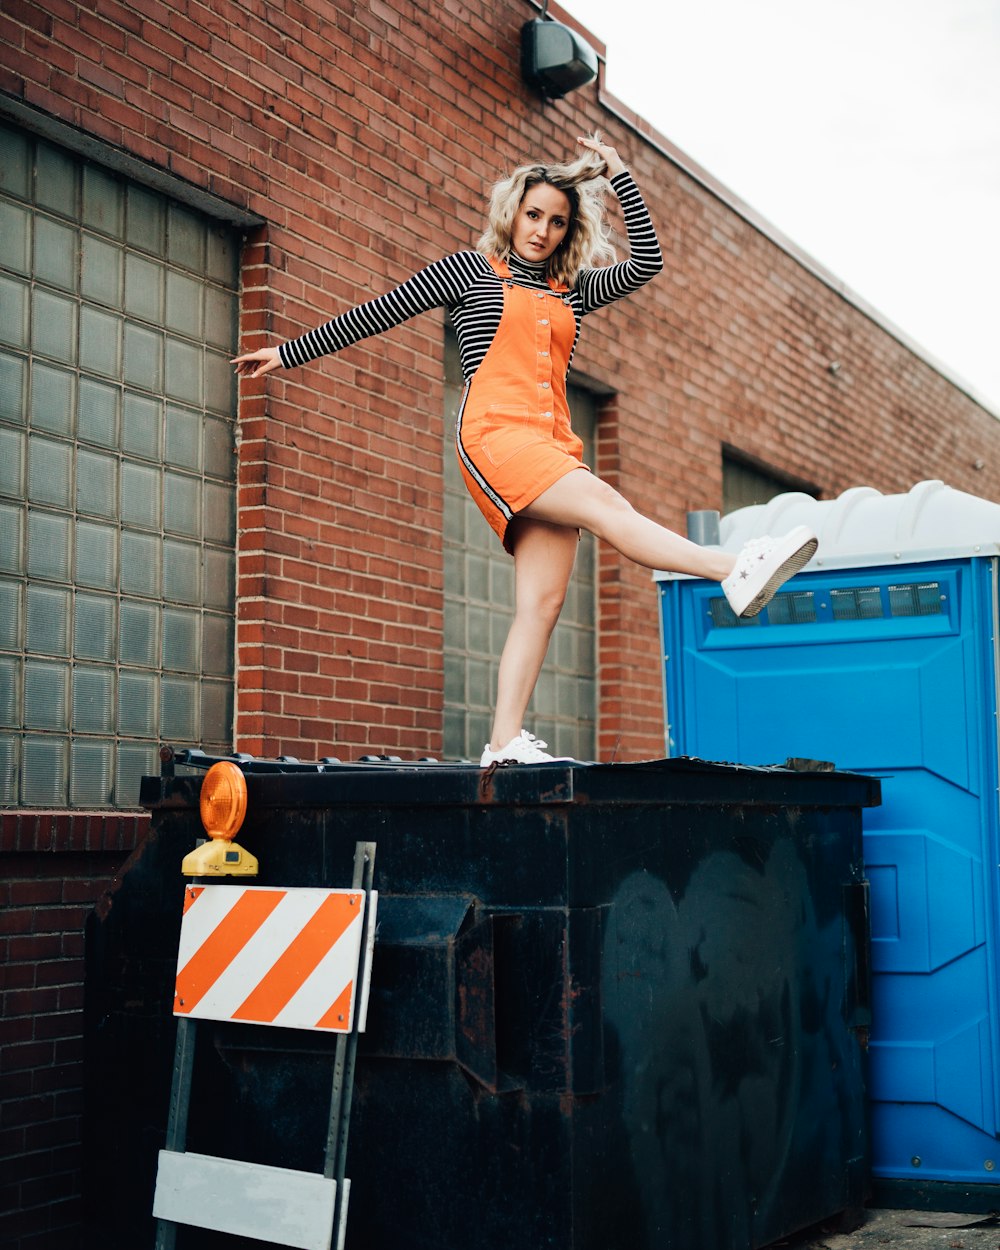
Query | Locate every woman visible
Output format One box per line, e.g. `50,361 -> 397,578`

233,135 -> 816,765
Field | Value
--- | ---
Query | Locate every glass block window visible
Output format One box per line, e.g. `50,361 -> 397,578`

722,448 -> 818,513
442,332 -> 596,761
0,124 -> 239,808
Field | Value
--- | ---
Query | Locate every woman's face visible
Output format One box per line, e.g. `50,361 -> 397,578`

511,182 -> 572,263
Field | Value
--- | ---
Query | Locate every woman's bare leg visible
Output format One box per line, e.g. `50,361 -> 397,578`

488,517 -> 579,751
521,469 -> 737,579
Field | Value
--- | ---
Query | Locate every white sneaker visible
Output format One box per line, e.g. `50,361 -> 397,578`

480,731 -> 575,766
721,525 -> 818,618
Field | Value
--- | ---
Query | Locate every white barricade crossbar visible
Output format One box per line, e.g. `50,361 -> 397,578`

153,1150 -> 340,1250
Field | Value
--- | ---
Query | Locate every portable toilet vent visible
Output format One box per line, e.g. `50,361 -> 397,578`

657,479 -> 1000,1199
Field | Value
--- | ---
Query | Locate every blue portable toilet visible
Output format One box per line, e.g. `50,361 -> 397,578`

657,479 -> 1000,1200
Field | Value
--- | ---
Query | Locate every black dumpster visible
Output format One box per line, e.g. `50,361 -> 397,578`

84,754 -> 878,1250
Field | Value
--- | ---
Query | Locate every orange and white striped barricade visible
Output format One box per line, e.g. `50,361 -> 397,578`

153,841 -> 377,1250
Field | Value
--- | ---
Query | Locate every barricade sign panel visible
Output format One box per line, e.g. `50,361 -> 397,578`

173,885 -> 375,1033
153,842 -> 377,1250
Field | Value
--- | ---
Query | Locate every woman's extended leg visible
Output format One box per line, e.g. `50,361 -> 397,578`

521,469 -> 736,578
522,468 -> 817,619
486,516 -> 580,754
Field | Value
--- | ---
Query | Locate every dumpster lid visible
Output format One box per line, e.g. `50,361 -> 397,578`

145,748 -> 880,811
656,479 -> 1000,577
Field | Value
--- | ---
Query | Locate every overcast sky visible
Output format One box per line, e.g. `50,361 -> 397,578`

563,0 -> 1000,417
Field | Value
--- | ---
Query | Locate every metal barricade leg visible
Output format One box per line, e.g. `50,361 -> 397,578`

154,1015 -> 198,1249
326,841 -> 377,1250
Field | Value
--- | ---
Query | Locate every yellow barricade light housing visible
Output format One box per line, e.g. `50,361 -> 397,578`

181,761 -> 258,877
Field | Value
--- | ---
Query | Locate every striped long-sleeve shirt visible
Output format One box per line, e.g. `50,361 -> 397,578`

278,171 -> 663,378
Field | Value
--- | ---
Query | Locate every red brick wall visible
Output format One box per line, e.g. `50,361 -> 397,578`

3,1 -> 1000,1243
0,814 -> 146,1250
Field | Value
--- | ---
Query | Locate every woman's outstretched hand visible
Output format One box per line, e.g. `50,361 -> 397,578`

577,135 -> 626,179
231,346 -> 283,378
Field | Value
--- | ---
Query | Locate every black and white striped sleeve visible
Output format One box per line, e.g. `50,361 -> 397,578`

278,251 -> 489,369
575,171 -> 664,314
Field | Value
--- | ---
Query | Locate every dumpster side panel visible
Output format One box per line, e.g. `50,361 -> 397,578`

573,802 -> 867,1250
87,762 -> 873,1250
349,1063 -> 571,1250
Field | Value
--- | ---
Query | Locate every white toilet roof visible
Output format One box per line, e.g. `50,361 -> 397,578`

657,479 -> 1000,577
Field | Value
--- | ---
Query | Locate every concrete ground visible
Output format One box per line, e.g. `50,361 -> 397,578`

771,1208 -> 1000,1249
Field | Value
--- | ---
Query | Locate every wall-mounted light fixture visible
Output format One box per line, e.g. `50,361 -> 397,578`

521,15 -> 598,100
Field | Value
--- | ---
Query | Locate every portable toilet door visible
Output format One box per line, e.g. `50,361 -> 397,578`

657,480 -> 1000,1198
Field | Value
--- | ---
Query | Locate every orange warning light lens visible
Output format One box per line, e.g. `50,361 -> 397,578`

199,761 -> 247,842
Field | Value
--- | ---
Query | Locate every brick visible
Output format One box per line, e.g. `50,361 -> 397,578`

8,880 -> 63,907
22,1115 -> 78,1151
3,0 -> 52,36
1,1040 -> 56,1073
0,1093 -> 53,1130
32,1011 -> 82,1042
7,934 -> 63,963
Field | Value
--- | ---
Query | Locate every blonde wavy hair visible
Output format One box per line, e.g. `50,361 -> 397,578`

476,137 -> 617,288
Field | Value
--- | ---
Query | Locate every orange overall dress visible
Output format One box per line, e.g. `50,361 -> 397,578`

455,257 -> 587,552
